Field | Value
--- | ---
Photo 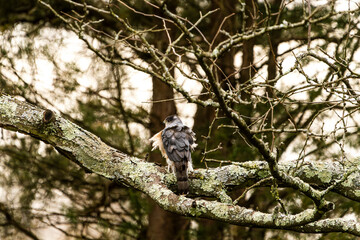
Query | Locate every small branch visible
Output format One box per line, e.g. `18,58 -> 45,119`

1,94 -> 360,233
0,203 -> 40,240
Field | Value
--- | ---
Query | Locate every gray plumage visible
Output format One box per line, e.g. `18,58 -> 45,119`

161,115 -> 195,194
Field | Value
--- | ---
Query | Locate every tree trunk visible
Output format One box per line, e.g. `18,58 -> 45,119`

147,71 -> 189,240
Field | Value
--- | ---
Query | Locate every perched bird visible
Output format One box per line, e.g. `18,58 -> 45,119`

150,115 -> 196,194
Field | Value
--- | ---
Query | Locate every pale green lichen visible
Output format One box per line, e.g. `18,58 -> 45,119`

59,120 -> 78,140
342,175 -> 355,187
305,169 -> 316,178
201,175 -> 218,193
210,203 -> 229,219
241,161 -> 261,169
250,210 -> 267,222
353,190 -> 360,197
149,183 -> 172,207
42,123 -> 59,136
21,108 -> 41,125
218,190 -> 232,204
148,183 -> 163,198
318,170 -> 332,183
137,160 -> 157,173
188,200 -> 207,217
117,159 -> 161,189
177,195 -> 187,203
0,96 -> 18,121
163,172 -> 176,184
120,162 -> 141,182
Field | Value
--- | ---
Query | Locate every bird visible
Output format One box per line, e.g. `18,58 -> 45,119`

150,115 -> 196,194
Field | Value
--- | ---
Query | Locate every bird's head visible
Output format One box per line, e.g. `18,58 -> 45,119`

163,114 -> 182,127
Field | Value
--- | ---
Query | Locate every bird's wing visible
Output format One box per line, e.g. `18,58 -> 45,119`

162,124 -> 195,194
162,125 -> 193,162
183,126 -> 197,150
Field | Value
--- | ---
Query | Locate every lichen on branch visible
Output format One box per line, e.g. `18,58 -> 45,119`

0,94 -> 360,235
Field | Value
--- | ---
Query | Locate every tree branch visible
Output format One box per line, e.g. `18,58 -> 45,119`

0,202 -> 40,240
0,94 -> 360,235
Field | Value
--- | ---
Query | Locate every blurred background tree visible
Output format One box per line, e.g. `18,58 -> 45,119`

0,0 -> 360,239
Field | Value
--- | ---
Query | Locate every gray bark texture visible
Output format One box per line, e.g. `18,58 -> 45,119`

0,94 -> 360,236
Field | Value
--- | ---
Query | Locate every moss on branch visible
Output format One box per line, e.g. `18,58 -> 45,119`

1,94 -> 360,235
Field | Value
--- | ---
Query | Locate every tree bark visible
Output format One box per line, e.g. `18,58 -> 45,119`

147,77 -> 189,240
147,30 -> 188,238
1,94 -> 360,236
238,0 -> 257,100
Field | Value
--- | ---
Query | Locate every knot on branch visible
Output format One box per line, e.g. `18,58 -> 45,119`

43,109 -> 55,123
319,201 -> 335,213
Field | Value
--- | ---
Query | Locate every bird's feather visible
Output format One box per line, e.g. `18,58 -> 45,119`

149,116 -> 196,194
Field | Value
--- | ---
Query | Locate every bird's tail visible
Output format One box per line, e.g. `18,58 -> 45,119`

174,160 -> 189,194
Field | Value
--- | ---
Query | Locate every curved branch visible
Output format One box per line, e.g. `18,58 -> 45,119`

0,94 -> 360,235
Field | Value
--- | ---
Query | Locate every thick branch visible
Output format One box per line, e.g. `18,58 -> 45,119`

0,94 -> 360,235
158,3 -> 334,224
